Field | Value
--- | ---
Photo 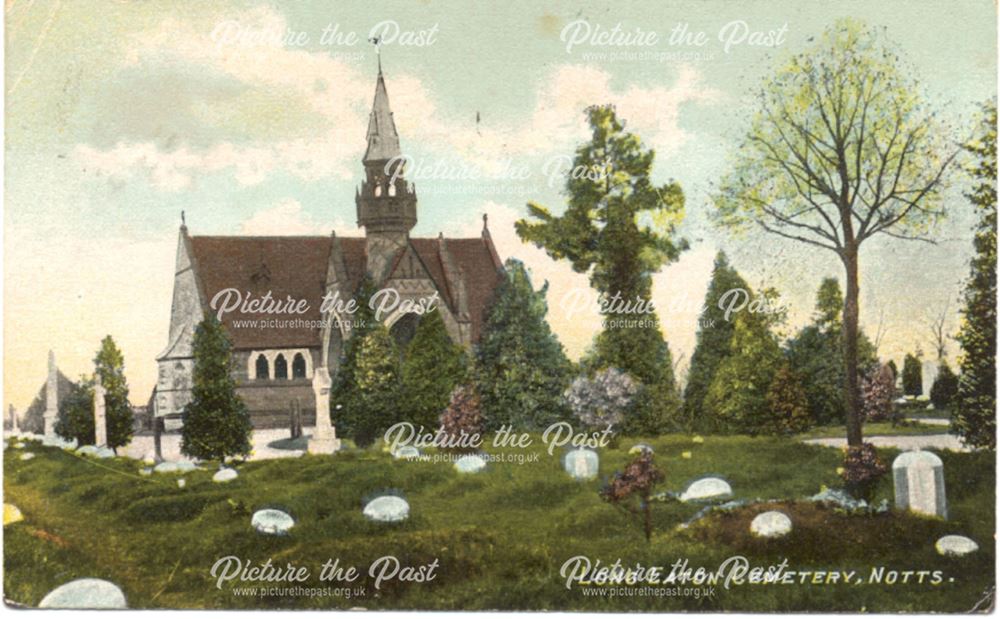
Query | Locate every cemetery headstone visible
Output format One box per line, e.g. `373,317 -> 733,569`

38,578 -> 127,609
750,511 -> 792,538
563,448 -> 599,480
363,495 -> 410,522
935,535 -> 978,557
454,454 -> 487,474
251,509 -> 295,535
892,451 -> 947,519
680,477 -> 733,502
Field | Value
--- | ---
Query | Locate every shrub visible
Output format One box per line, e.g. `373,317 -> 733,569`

351,325 -> 402,448
862,364 -> 896,422
840,443 -> 888,502
765,363 -> 812,434
438,383 -> 485,453
600,452 -> 666,541
564,368 -> 639,433
401,311 -> 467,430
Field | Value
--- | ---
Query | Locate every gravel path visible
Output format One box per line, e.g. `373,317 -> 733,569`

803,433 -> 970,452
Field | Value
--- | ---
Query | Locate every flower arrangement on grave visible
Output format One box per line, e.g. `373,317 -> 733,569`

600,451 -> 665,541
840,442 -> 888,502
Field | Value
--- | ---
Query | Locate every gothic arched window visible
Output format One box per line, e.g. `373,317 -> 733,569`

388,182 -> 397,197
255,354 -> 269,380
374,184 -> 382,197
274,354 -> 288,380
292,353 -> 307,379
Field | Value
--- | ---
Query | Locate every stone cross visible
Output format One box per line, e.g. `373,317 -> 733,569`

893,450 -> 947,519
44,350 -> 59,438
307,367 -> 341,454
94,383 -> 108,448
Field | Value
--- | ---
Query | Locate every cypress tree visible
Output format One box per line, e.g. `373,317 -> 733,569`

902,353 -> 923,397
401,310 -> 467,430
683,251 -> 748,426
181,317 -> 252,464
953,100 -> 997,449
474,259 -> 572,431
352,324 -> 402,447
94,335 -> 134,451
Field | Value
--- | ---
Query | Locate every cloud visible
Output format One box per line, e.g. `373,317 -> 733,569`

72,6 -> 721,191
238,198 -> 349,235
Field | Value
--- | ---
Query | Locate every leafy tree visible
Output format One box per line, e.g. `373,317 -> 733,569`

683,251 -> 748,427
439,383 -> 485,453
953,100 -> 997,449
930,362 -> 959,410
601,451 -> 666,541
703,308 -> 783,435
401,310 -> 467,430
515,104 -> 686,413
351,324 -> 402,447
565,368 -> 639,433
181,317 -> 252,464
766,363 -> 812,434
93,336 -> 134,451
55,377 -> 94,445
902,354 -> 922,397
786,278 -> 878,425
715,19 -> 955,447
331,276 -> 379,435
474,259 -> 572,431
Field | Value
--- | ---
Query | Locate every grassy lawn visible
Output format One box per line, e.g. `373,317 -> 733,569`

3,434 -> 994,611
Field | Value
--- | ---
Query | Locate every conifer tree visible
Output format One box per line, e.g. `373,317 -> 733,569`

401,310 -> 467,430
331,276 -> 380,435
474,259 -> 572,430
766,363 -> 812,434
181,317 -> 252,464
953,101 -> 997,449
902,353 -> 923,397
683,251 -> 748,426
351,324 -> 401,447
94,335 -> 134,451
516,105 -> 686,426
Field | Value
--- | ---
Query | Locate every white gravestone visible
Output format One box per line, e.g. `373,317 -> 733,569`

93,383 -> 107,448
680,477 -> 733,502
308,367 -> 341,454
893,451 -> 947,519
750,511 -> 793,538
563,448 -> 599,480
921,360 -> 939,398
39,578 -> 127,609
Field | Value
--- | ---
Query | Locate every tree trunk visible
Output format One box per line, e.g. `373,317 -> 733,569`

842,247 -> 864,447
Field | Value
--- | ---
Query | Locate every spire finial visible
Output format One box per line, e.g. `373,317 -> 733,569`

369,36 -> 383,75
181,210 -> 186,227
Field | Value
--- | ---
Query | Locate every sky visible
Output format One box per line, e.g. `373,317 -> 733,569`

3,0 -> 997,411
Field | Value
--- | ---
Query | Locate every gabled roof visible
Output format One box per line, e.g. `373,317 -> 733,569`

188,236 -> 331,349
186,232 -> 503,348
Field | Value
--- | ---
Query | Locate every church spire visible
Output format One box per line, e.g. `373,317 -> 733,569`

363,64 -> 401,163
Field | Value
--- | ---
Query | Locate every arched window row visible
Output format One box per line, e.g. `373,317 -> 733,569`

248,349 -> 313,381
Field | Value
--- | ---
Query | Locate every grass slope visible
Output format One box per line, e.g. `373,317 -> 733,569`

3,435 -> 994,611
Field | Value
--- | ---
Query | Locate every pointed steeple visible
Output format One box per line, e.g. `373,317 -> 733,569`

363,69 -> 401,163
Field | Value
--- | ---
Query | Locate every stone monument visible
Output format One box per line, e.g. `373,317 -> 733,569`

307,367 -> 341,454
94,383 -> 107,448
893,450 -> 947,518
44,350 -> 59,438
